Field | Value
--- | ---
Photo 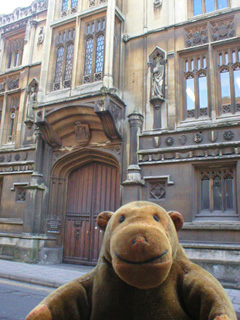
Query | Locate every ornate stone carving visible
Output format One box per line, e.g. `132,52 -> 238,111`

185,24 -> 208,47
149,48 -> 166,101
0,82 -> 5,92
223,130 -> 234,141
153,0 -> 162,8
16,187 -> 26,201
179,135 -> 187,145
208,131 -> 218,143
210,17 -> 235,42
37,27 -> 44,45
74,121 -> 91,146
149,181 -> 166,200
27,79 -> 39,121
165,137 -> 174,146
193,133 -> 203,143
153,136 -> 161,148
122,34 -> 130,42
14,154 -> 20,161
7,78 -> 19,90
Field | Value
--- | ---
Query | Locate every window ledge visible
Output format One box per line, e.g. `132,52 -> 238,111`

182,221 -> 240,230
0,218 -> 23,225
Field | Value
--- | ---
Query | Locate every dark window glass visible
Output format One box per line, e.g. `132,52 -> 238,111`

198,75 -> 208,109
186,77 -> 195,110
7,53 -> 12,69
205,0 -> 215,12
95,34 -> 104,73
55,46 -> 64,83
64,43 -> 74,80
213,176 -> 222,211
194,0 -> 202,15
218,0 -> 227,9
225,178 -> 234,210
84,38 -> 93,75
62,0 -> 68,11
201,179 -> 210,210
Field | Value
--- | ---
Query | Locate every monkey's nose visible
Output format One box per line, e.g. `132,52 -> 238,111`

132,236 -> 147,246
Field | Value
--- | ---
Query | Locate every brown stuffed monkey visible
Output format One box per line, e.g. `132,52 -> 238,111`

26,201 -> 237,320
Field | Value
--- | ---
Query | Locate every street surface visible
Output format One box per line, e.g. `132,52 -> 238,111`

0,278 -> 54,320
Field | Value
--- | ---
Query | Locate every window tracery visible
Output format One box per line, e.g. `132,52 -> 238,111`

53,28 -> 75,90
6,38 -> 24,69
183,54 -> 208,119
218,46 -> 240,114
83,18 -> 106,84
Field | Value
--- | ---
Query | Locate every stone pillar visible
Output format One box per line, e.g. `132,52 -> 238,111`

122,110 -> 144,204
103,0 -> 116,88
151,99 -> 163,129
23,128 -> 46,234
28,20 -> 37,65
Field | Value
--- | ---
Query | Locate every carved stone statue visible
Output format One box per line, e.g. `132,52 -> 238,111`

27,84 -> 38,120
37,27 -> 44,45
151,53 -> 165,100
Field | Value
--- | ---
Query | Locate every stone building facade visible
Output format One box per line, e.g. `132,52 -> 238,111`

0,0 -> 239,287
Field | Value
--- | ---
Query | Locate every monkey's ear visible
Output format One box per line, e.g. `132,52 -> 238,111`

97,211 -> 114,231
168,211 -> 184,231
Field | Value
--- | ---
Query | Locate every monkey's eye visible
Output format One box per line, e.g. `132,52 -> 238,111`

153,214 -> 160,222
119,215 -> 125,223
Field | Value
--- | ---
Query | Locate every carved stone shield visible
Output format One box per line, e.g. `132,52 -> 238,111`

74,121 -> 90,146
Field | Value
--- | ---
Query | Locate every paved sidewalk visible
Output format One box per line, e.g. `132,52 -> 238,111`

0,259 -> 239,318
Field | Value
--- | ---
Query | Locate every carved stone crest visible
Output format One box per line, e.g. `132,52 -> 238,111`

153,136 -> 161,148
210,17 -> 235,42
153,0 -> 162,8
165,137 -> 174,146
37,27 -> 44,45
185,24 -> 208,47
74,121 -> 90,146
208,130 -> 218,143
179,134 -> 187,145
223,130 -> 234,141
193,133 -> 203,143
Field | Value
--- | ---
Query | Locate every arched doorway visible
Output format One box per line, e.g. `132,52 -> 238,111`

63,161 -> 120,265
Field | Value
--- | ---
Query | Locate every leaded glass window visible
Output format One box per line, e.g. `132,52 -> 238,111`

64,43 -> 74,83
218,47 -> 240,114
95,35 -> 104,73
200,168 -> 235,213
184,55 -> 208,119
55,46 -> 64,83
71,0 -> 78,7
84,38 -> 94,75
62,0 -> 68,11
193,0 -> 228,15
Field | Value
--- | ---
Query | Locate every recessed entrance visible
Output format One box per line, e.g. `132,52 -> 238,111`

63,161 -> 120,265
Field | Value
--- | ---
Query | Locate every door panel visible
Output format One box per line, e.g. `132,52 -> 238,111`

63,162 -> 119,265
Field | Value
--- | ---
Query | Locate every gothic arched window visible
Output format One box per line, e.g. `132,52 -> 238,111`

54,46 -> 64,87
62,0 -> 68,11
83,18 -> 106,83
64,43 -> 74,87
95,34 -> 104,73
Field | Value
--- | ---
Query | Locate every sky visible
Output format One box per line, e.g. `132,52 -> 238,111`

1,0 -> 33,15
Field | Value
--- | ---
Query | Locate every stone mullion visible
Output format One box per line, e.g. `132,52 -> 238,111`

0,93 -> 7,146
103,0 -> 116,88
71,19 -> 80,90
195,69 -> 200,119
229,65 -> 235,113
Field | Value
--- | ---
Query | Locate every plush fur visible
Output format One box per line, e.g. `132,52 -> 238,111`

26,201 -> 237,320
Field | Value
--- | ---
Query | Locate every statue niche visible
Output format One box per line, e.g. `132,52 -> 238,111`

149,47 -> 166,129
25,78 -> 39,129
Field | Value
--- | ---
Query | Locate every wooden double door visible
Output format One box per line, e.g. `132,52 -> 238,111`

63,161 -> 120,265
